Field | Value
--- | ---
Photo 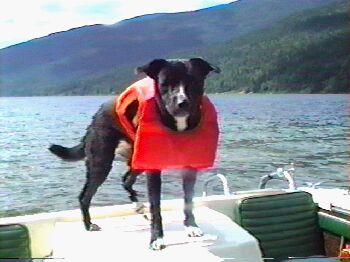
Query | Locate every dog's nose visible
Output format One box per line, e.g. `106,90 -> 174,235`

178,100 -> 189,110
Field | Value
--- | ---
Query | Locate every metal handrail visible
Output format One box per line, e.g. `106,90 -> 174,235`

258,164 -> 297,190
331,206 -> 350,217
202,173 -> 230,197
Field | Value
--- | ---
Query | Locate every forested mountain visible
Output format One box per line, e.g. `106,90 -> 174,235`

44,0 -> 349,95
0,0 -> 346,96
200,0 -> 349,93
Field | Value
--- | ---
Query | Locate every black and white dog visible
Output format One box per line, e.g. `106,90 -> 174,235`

49,58 -> 219,250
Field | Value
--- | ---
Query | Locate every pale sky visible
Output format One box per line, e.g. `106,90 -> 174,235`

0,0 -> 235,49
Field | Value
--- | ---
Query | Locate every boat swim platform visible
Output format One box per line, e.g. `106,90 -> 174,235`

2,189 -> 348,261
49,206 -> 262,262
2,192 -> 289,261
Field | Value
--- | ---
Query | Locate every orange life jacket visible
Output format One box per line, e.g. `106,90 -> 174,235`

116,77 -> 219,171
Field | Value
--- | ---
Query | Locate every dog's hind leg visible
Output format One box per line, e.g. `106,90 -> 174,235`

147,171 -> 165,250
79,177 -> 105,231
122,170 -> 139,202
79,134 -> 117,231
182,168 -> 203,237
122,170 -> 145,214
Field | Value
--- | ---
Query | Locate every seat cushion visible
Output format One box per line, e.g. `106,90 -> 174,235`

0,224 -> 31,259
233,191 -> 325,259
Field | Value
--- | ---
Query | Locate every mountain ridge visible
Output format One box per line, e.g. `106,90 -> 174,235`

0,0 -> 341,96
49,0 -> 349,95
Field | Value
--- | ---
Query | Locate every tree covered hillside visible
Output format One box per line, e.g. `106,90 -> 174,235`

21,0 -> 349,95
200,0 -> 349,93
2,0 -> 336,96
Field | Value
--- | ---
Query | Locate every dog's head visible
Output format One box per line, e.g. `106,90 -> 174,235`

136,58 -> 219,131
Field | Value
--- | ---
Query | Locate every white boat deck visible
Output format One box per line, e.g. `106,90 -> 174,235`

49,207 -> 262,262
300,187 -> 350,211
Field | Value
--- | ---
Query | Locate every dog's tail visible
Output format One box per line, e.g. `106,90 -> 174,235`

49,143 -> 85,161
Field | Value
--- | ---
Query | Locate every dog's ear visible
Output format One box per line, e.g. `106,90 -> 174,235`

188,58 -> 220,78
135,59 -> 168,79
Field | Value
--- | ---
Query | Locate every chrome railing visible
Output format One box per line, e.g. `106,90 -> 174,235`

202,173 -> 230,197
258,163 -> 297,190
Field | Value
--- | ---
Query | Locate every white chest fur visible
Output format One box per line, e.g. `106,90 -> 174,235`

175,116 -> 188,131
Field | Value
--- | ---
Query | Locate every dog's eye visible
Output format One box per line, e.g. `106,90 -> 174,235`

160,78 -> 170,86
189,79 -> 204,95
159,85 -> 169,96
186,86 -> 203,97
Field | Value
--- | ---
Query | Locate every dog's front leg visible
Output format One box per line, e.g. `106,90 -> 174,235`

147,171 -> 165,250
182,168 -> 203,237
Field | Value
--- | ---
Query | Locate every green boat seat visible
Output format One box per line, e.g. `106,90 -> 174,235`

233,191 -> 325,260
0,224 -> 31,259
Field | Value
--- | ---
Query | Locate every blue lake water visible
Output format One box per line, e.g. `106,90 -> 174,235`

0,94 -> 349,217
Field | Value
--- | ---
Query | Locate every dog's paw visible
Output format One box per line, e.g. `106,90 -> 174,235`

134,203 -> 149,220
134,202 -> 146,214
185,226 -> 203,237
149,238 -> 165,251
88,223 -> 102,231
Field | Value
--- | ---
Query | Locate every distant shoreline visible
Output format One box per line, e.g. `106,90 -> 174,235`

1,93 -> 349,98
